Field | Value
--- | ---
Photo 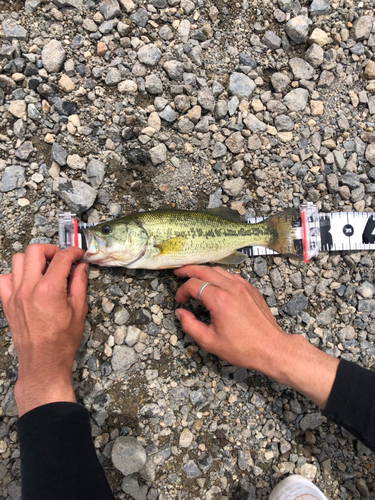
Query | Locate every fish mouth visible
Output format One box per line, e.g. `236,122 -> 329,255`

81,230 -> 107,263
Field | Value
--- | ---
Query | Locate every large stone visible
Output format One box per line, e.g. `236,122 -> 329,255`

225,132 -> 245,153
1,166 -> 25,192
99,0 -> 121,19
305,44 -> 324,68
351,16 -> 374,41
289,58 -> 315,80
53,178 -> 97,214
145,74 -> 163,94
283,293 -> 308,316
2,20 -> 27,41
365,144 -> 375,166
223,178 -> 245,196
112,436 -> 147,476
243,114 -> 267,133
105,68 -> 122,86
137,44 -> 161,66
285,16 -> 312,43
163,60 -> 184,81
149,143 -> 167,165
364,61 -> 375,80
310,0 -> 331,16
197,88 -> 215,112
15,141 -> 34,160
228,73 -> 256,99
42,40 -> 66,73
283,88 -> 309,112
308,28 -> 330,47
8,100 -> 27,119
270,73 -> 290,92
112,345 -> 137,372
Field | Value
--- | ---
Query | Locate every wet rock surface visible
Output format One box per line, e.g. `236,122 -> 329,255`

0,0 -> 375,499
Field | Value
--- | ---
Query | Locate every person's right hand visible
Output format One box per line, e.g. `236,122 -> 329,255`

174,265 -> 339,409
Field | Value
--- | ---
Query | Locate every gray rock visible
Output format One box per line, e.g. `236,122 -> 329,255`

285,16 -> 312,43
178,117 -> 194,134
28,103 -> 42,122
228,73 -> 256,99
114,307 -> 130,325
112,345 -> 137,372
121,477 -> 148,500
105,68 -> 122,86
316,307 -> 336,325
262,31 -> 282,49
289,58 -> 315,80
51,143 -> 67,166
99,0 -> 121,19
300,413 -> 325,432
99,20 -> 114,34
197,88 -> 215,112
326,173 -> 338,193
42,40 -> 66,73
149,143 -> 167,165
254,256 -> 267,277
212,142 -> 227,158
158,105 -> 177,122
137,44 -> 161,66
87,159 -> 106,188
365,144 -> 375,166
145,74 -> 163,94
182,460 -> 201,478
215,101 -> 228,119
270,72 -> 291,92
283,293 -> 308,316
278,0 -> 292,11
274,114 -> 294,131
14,119 -> 26,139
305,44 -> 324,68
1,165 -> 25,192
2,20 -> 27,41
317,70 -> 334,88
358,300 -> 375,313
283,88 -> 309,112
25,0 -> 43,11
163,60 -> 184,81
351,16 -> 374,41
112,436 -> 147,475
2,386 -> 17,416
7,480 -> 21,500
53,0 -> 83,5
130,8 -> 149,28
53,178 -> 97,214
270,268 -> 283,288
310,0 -> 331,16
223,177 -> 245,196
341,173 -> 360,188
243,114 -> 267,133
15,141 -> 34,160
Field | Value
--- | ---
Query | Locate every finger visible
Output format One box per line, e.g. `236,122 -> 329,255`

68,263 -> 88,309
43,247 -> 86,289
22,244 -> 60,285
11,253 -> 25,292
176,309 -> 216,350
0,274 -> 13,309
174,265 -> 235,289
175,278 -> 219,308
212,266 -> 245,283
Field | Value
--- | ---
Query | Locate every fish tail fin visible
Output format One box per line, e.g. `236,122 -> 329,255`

262,209 -> 302,256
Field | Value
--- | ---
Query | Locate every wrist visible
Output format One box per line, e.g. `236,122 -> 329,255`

257,332 -> 339,409
15,375 -> 76,417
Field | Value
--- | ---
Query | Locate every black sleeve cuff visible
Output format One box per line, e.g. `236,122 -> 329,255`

323,359 -> 375,452
18,402 -> 115,500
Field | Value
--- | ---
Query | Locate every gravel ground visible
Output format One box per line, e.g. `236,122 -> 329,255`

1,0 -> 375,498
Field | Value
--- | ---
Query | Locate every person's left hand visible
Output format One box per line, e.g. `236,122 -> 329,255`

0,244 -> 88,416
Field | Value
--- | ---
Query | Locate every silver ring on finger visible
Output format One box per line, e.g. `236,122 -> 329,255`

197,282 -> 211,301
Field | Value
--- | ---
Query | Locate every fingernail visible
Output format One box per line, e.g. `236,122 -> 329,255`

84,263 -> 89,273
175,310 -> 181,321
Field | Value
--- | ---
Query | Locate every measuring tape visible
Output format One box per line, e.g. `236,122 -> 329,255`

58,204 -> 375,263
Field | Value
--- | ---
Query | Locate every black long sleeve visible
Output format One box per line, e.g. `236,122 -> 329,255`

17,402 -> 115,500
323,358 -> 375,452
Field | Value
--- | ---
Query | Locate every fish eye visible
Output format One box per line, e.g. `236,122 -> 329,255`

101,225 -> 112,235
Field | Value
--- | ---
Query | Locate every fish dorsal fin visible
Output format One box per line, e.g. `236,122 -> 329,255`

156,236 -> 186,255
205,207 -> 243,223
213,251 -> 248,265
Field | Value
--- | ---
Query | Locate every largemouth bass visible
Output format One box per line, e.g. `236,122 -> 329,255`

82,208 -> 299,269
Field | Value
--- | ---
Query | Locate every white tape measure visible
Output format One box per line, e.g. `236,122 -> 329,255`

244,204 -> 375,262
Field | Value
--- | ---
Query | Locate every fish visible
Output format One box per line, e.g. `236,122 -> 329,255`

81,207 -> 300,269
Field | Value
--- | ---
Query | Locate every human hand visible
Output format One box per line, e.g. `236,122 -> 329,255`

174,265 -> 339,409
174,265 -> 287,374
0,245 -> 88,416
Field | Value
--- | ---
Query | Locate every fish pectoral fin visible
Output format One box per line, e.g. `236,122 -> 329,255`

156,236 -> 186,255
213,251 -> 248,265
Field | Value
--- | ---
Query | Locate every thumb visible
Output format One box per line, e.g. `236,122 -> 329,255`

175,309 -> 215,352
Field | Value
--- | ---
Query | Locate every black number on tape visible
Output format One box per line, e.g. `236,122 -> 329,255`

362,216 -> 375,244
